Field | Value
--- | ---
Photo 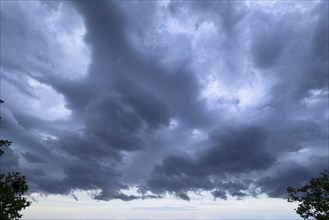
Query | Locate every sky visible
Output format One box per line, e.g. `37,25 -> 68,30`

0,0 -> 328,219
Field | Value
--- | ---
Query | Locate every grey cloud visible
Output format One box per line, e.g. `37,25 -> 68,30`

0,1 -> 49,74
250,2 -> 328,104
1,109 -> 51,160
200,126 -> 275,174
289,120 -> 322,142
176,193 -> 190,201
85,97 -> 144,152
200,0 -> 248,35
117,80 -> 171,130
97,193 -> 139,202
1,107 -> 127,198
22,169 -> 47,193
144,119 -> 327,200
2,0 -> 174,199
0,147 -> 20,172
73,1 -> 129,59
61,159 -> 122,193
254,109 -> 327,157
250,10 -> 296,69
1,74 -> 36,98
146,160 -> 215,195
1,0 -> 327,202
211,190 -> 227,200
55,131 -> 121,160
22,152 -> 47,164
169,0 -> 248,35
35,0 -> 208,129
29,156 -> 129,201
231,191 -> 247,199
7,110 -> 67,135
31,74 -> 94,117
312,2 -> 329,61
212,190 -> 227,200
144,125 -> 275,199
257,157 -> 329,198
39,0 -> 61,12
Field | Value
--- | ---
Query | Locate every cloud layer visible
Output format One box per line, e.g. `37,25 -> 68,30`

1,0 -> 328,201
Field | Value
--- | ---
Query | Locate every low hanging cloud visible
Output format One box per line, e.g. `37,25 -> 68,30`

143,125 -> 276,200
1,0 -> 328,201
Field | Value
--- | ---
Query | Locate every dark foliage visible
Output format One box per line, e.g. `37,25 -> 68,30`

287,170 -> 329,220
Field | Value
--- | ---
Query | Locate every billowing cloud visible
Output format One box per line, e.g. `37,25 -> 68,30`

142,125 -> 275,200
1,0 -> 328,202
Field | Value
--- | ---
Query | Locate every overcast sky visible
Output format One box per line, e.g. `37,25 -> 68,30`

1,0 -> 328,218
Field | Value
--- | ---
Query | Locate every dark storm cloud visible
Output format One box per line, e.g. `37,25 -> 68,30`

256,117 -> 326,155
118,81 -> 170,129
60,159 -> 124,198
71,1 -> 209,127
0,147 -> 19,171
1,0 -> 205,199
1,103 -> 126,198
73,1 -> 129,59
1,74 -> 36,98
39,0 -> 61,12
143,125 -> 275,200
144,122 -> 327,200
21,139 -> 127,201
250,12 -> 292,69
1,109 -> 52,161
28,0 -> 207,128
257,156 -> 329,198
54,131 -> 121,160
312,2 -> 329,62
169,0 -> 248,35
200,126 -> 275,173
212,190 -> 227,200
83,86 -> 170,151
250,1 -> 328,102
55,0 -> 209,197
1,0 -> 328,202
85,97 -> 144,151
0,1 -> 49,74
22,152 -> 47,164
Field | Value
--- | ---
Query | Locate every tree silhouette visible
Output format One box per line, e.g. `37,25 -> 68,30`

0,100 -> 31,220
287,170 -> 329,220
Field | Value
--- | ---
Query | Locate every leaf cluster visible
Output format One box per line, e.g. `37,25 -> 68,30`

0,140 -> 12,156
0,173 -> 31,220
287,170 -> 329,220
